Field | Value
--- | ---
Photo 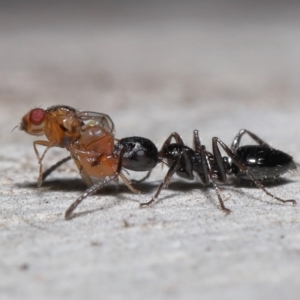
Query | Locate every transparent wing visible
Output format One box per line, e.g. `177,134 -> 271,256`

76,111 -> 115,134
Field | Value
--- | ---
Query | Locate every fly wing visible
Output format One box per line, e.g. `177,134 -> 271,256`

76,111 -> 115,135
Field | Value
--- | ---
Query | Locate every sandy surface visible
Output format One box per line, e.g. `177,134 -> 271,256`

1,1 -> 300,299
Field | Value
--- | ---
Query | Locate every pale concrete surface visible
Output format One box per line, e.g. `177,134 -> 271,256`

1,1 -> 300,299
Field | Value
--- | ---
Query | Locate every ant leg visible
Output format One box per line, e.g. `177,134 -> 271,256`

42,156 -> 72,181
33,140 -> 52,187
211,181 -> 231,214
213,137 -> 296,206
114,145 -> 141,193
231,129 -> 271,152
131,170 -> 153,184
213,137 -> 248,173
249,174 -> 296,205
160,132 -> 184,151
198,141 -> 231,214
195,130 -> 228,179
193,129 -> 202,150
140,154 -> 185,207
194,130 -> 210,184
119,172 -> 140,194
65,174 -> 119,220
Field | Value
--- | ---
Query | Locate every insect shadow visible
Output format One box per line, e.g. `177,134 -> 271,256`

15,178 -> 157,195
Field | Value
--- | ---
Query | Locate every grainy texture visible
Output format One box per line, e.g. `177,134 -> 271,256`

1,1 -> 300,300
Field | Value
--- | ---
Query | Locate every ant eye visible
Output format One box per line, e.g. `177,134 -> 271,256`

29,108 -> 45,126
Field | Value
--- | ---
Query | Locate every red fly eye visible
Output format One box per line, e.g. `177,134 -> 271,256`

29,108 -> 46,126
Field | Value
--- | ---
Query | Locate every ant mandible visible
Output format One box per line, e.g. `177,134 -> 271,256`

140,129 -> 297,214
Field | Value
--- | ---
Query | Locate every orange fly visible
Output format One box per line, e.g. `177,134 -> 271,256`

20,105 -> 115,187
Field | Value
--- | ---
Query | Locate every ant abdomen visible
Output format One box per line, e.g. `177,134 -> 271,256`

232,145 -> 296,180
115,137 -> 158,171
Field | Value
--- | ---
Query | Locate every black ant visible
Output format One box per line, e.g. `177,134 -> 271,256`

139,129 -> 297,214
66,128 -> 297,218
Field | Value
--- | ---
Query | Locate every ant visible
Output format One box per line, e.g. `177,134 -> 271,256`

20,105 -> 115,187
65,128 -> 297,218
140,129 -> 297,214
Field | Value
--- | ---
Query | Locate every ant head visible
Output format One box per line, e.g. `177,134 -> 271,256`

20,108 -> 46,136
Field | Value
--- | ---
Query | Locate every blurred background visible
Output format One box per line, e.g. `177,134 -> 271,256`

1,1 -> 300,299
1,0 -> 300,143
